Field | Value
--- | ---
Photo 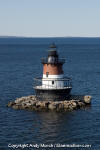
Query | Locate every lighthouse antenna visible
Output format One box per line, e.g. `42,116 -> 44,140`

50,43 -> 57,49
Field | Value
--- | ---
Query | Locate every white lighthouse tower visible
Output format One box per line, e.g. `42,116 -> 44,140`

34,43 -> 72,101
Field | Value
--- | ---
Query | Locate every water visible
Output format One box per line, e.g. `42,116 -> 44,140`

0,37 -> 100,150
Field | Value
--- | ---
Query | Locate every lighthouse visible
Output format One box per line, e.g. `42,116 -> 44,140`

34,43 -> 72,101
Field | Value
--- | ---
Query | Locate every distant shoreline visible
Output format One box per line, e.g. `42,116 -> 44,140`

0,36 -> 100,38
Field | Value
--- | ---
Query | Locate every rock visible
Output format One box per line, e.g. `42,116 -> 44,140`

15,97 -> 25,104
23,102 -> 32,107
48,103 -> 57,110
24,100 -> 36,106
63,101 -> 70,109
7,94 -> 91,112
71,101 -> 77,109
12,105 -> 20,110
15,95 -> 36,104
7,101 -> 15,107
21,105 -> 28,109
54,102 -> 60,107
57,103 -> 64,110
35,101 -> 48,109
36,101 -> 42,108
71,101 -> 77,106
27,95 -> 36,101
78,101 -> 85,108
44,101 -> 50,108
68,105 -> 74,111
84,95 -> 91,104
30,101 -> 37,106
40,101 -> 47,108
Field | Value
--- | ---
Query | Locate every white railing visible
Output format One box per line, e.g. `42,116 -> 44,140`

34,77 -> 72,90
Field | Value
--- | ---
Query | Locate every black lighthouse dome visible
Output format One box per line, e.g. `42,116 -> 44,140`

48,50 -> 58,57
48,43 -> 58,57
48,43 -> 58,63
41,43 -> 65,64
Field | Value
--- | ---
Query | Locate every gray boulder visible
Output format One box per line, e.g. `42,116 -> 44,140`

84,95 -> 91,104
48,103 -> 57,110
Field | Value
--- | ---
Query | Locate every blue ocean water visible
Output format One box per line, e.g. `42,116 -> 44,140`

0,37 -> 100,150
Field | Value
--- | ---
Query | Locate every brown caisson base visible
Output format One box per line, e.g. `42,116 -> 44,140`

35,88 -> 72,101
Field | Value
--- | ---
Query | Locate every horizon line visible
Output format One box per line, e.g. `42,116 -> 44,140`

0,35 -> 100,38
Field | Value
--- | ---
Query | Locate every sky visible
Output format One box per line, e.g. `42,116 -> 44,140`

0,0 -> 100,37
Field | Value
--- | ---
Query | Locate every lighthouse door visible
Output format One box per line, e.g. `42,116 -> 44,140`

46,72 -> 49,77
52,81 -> 54,84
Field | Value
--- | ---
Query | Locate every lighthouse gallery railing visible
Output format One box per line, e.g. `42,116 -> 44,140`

34,77 -> 72,90
41,57 -> 65,64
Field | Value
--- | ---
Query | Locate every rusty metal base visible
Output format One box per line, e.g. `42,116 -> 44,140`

34,88 -> 72,101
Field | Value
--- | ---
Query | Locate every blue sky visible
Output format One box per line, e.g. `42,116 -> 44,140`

0,0 -> 100,37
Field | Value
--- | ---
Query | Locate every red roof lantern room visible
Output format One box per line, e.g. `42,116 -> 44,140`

34,43 -> 72,101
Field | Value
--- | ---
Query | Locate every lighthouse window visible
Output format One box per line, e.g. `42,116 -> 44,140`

52,81 -> 54,84
46,72 -> 49,77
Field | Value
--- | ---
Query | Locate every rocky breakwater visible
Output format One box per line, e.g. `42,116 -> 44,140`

7,95 -> 92,112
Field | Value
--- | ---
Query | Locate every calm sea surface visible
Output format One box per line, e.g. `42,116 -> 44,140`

0,37 -> 100,150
